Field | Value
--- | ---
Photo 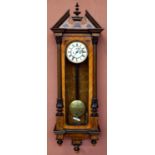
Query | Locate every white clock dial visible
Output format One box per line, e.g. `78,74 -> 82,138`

66,41 -> 88,64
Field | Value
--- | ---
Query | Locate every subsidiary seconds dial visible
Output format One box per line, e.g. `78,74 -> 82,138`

66,41 -> 88,64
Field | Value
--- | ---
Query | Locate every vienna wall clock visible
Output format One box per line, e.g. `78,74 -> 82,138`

51,3 -> 104,151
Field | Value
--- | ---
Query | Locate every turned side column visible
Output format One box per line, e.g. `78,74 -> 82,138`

55,34 -> 63,116
91,34 -> 99,117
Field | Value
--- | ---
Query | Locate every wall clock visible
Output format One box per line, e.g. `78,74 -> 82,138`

51,3 -> 103,151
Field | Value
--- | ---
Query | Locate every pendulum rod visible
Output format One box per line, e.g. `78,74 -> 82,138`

75,64 -> 79,99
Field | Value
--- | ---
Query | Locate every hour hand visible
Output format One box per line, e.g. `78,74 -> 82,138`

75,50 -> 79,55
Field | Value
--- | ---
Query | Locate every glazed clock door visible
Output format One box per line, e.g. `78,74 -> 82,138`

62,35 -> 93,128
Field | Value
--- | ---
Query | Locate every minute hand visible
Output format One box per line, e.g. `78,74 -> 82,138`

75,49 -> 79,55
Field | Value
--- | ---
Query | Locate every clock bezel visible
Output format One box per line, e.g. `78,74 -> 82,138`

66,41 -> 88,64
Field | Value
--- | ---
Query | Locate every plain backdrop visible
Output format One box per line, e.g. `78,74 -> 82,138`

47,0 -> 106,155
0,0 -> 155,155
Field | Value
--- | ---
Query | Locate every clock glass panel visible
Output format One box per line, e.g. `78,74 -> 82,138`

65,41 -> 89,125
66,41 -> 88,64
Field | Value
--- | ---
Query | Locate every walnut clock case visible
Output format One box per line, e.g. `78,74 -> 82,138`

50,3 -> 103,152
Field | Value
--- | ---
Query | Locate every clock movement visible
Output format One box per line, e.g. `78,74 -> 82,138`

51,3 -> 103,151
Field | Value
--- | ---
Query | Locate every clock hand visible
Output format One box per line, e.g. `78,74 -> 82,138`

74,50 -> 79,55
75,48 -> 82,55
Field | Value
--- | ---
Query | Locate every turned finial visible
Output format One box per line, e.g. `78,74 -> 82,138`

73,2 -> 81,16
72,2 -> 82,21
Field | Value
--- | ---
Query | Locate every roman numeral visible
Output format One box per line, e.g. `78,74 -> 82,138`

72,57 -> 75,60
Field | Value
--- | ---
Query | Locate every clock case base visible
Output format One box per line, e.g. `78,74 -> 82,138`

54,125 -> 100,151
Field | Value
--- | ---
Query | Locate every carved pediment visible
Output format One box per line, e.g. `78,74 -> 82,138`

51,3 -> 103,33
